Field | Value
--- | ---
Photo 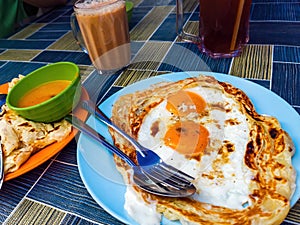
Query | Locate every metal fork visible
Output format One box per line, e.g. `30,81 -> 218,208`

66,115 -> 195,197
81,100 -> 196,195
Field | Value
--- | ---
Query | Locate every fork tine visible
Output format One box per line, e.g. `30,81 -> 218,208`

133,174 -> 191,197
155,168 -> 191,186
136,150 -> 195,182
159,162 -> 195,181
144,165 -> 195,191
144,168 -> 183,189
132,168 -> 196,197
143,163 -> 196,191
134,169 -> 180,191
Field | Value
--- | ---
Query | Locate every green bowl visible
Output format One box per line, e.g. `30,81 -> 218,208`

126,1 -> 133,22
6,62 -> 81,123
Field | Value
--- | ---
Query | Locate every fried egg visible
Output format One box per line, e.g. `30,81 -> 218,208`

111,75 -> 296,225
137,85 -> 253,210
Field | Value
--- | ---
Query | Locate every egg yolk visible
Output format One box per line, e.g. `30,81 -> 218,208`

164,121 -> 209,156
166,90 -> 206,116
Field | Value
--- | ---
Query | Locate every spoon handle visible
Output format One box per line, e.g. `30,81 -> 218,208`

81,100 -> 146,157
65,115 -> 136,167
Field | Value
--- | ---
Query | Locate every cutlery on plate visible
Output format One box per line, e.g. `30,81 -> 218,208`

79,100 -> 196,197
66,114 -> 196,197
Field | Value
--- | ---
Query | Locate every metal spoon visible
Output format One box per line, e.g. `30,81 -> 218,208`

66,115 -> 196,197
81,100 -> 196,193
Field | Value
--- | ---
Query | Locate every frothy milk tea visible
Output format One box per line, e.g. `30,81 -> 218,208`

75,0 -> 130,72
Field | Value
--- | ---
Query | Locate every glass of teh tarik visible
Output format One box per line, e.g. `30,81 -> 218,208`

176,0 -> 252,58
71,0 -> 130,74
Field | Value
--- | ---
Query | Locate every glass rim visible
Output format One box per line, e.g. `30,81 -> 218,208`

74,0 -> 122,10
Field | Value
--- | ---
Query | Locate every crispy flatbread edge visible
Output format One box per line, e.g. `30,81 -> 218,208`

109,75 -> 296,225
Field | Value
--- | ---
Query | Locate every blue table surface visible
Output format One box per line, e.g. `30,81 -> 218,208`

0,0 -> 299,224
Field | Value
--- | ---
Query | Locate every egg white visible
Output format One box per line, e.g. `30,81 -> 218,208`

137,86 -> 253,210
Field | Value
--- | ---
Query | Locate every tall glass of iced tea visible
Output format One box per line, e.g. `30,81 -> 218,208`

176,0 -> 252,58
71,0 -> 130,74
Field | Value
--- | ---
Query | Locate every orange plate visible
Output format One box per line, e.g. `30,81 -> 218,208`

0,83 -> 89,181
0,82 -> 8,94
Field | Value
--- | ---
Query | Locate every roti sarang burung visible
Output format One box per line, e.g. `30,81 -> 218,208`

109,75 -> 296,225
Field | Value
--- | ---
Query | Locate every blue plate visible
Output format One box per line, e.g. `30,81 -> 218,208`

77,71 -> 300,225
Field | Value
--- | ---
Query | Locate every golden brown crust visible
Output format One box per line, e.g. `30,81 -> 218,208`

110,75 -> 296,225
0,77 -> 72,174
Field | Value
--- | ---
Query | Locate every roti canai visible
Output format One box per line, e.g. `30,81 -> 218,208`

0,76 -> 72,174
109,75 -> 296,225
